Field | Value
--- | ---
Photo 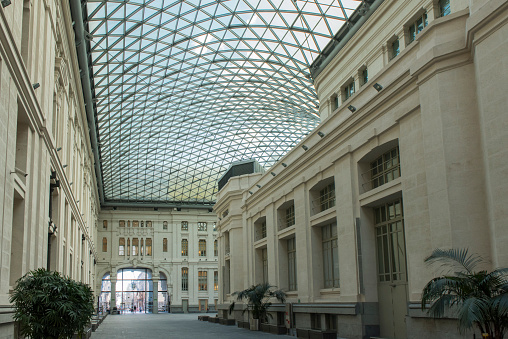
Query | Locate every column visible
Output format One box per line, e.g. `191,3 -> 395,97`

110,277 -> 117,313
152,277 -> 159,314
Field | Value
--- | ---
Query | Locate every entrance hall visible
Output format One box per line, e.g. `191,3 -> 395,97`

90,313 -> 290,339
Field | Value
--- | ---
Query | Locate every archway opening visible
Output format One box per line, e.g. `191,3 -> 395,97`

100,268 -> 168,314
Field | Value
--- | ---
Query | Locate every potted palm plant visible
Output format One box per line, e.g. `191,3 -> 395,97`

229,282 -> 286,331
10,268 -> 95,339
421,248 -> 508,338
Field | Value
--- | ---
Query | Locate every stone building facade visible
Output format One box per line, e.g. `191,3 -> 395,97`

215,0 -> 508,338
97,208 -> 218,314
0,0 -> 99,336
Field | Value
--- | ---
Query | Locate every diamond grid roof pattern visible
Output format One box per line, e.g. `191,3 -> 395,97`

85,0 -> 362,206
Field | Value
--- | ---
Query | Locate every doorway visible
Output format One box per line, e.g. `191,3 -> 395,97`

374,199 -> 408,339
182,299 -> 188,313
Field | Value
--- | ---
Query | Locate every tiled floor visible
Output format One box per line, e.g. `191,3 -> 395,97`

90,313 -> 292,338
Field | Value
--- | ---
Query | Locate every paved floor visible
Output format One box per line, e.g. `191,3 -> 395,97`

90,313 -> 292,338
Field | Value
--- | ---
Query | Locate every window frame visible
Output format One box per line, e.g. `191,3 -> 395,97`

181,239 -> 188,256
182,267 -> 189,291
198,271 -> 208,291
198,239 -> 207,257
322,224 -> 339,288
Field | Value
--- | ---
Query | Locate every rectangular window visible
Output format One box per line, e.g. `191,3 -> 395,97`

370,146 -> 401,189
182,268 -> 188,291
409,13 -> 428,43
198,239 -> 206,256
213,222 -> 216,231
163,221 -> 168,230
181,239 -> 188,256
127,238 -> 130,256
132,238 -> 139,256
361,68 -> 368,86
214,240 -> 218,256
322,224 -> 339,288
439,0 -> 451,16
119,238 -> 125,256
214,271 -> 218,291
262,248 -> 268,283
163,238 -> 168,252
344,81 -> 355,100
146,238 -> 152,256
119,220 -> 125,227
181,221 -> 188,231
140,239 -> 144,255
286,205 -> 295,228
261,222 -> 266,238
391,39 -> 400,59
198,271 -> 208,291
103,220 -> 108,229
132,220 -> 139,227
146,221 -> 152,227
375,199 -> 406,282
102,237 -> 107,252
198,222 -> 207,231
319,183 -> 336,212
288,238 -> 297,291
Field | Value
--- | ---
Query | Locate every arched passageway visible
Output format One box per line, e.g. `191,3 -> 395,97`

100,268 -> 168,314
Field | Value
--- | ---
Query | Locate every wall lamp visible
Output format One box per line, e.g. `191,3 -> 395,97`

32,83 -> 40,90
1,0 -> 11,7
56,147 -> 62,151
256,184 -> 262,188
10,167 -> 28,177
373,83 -> 383,92
281,163 -> 287,167
69,182 -> 73,185
248,191 -> 253,195
317,131 -> 325,138
302,145 -> 308,151
271,172 -> 276,176
62,165 -> 68,168
348,105 -> 357,113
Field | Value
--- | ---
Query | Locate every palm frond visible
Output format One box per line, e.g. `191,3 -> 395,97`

425,248 -> 483,274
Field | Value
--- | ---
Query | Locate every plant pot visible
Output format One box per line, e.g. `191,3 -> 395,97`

250,318 -> 259,331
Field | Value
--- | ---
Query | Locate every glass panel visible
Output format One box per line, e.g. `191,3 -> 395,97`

85,0 -> 363,205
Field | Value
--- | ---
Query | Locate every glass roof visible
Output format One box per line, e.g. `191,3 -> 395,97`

85,0 -> 362,206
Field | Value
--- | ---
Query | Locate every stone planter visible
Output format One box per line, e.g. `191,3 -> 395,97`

250,318 -> 259,331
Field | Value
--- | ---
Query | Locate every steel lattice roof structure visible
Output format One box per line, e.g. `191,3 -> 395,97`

81,0 -> 365,207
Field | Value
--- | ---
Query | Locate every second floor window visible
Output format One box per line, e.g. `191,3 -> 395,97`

181,239 -> 188,256
344,81 -> 355,100
198,222 -> 207,231
102,237 -> 107,252
409,13 -> 428,43
391,39 -> 400,59
198,271 -> 207,291
119,238 -> 125,256
214,240 -> 218,256
132,238 -> 139,256
182,268 -> 188,291
214,271 -> 218,291
145,238 -> 152,256
439,0 -> 450,16
370,146 -> 400,189
286,205 -> 295,228
163,238 -> 168,252
198,239 -> 206,256
181,221 -> 188,231
319,183 -> 336,212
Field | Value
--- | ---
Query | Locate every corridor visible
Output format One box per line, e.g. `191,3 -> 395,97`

91,313 -> 292,339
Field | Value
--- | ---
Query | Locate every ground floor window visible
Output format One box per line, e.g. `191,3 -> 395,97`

99,268 -> 169,314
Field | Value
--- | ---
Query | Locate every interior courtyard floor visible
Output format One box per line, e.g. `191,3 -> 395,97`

90,313 -> 292,338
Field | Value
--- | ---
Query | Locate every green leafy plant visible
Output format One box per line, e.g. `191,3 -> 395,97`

229,282 -> 286,322
10,268 -> 95,339
421,248 -> 508,338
